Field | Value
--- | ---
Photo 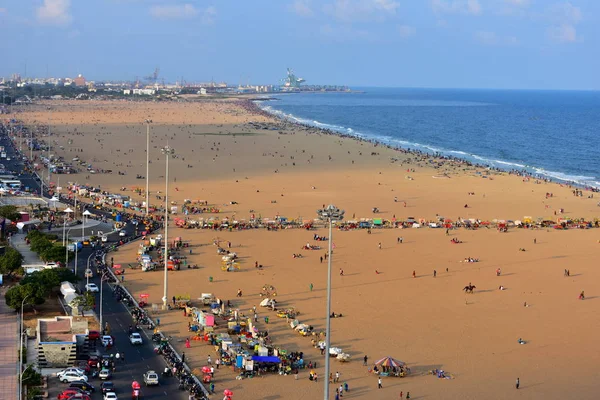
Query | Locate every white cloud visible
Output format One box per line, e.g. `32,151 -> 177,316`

149,3 -> 216,23
323,0 -> 400,22
546,2 -> 582,43
36,0 -> 72,26
290,0 -> 314,17
431,0 -> 482,16
548,23 -> 578,43
504,0 -> 530,6
149,4 -> 198,19
397,24 -> 416,38
474,30 -> 518,46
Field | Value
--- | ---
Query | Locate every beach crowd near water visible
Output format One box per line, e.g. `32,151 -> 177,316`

9,97 -> 600,400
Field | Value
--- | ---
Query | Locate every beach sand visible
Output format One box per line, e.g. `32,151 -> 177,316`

18,100 -> 600,400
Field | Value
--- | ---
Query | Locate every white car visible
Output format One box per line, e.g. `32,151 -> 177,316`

118,230 -> 127,237
129,332 -> 143,345
101,335 -> 114,347
85,283 -> 99,292
99,368 -> 112,380
58,367 -> 86,377
143,370 -> 159,386
104,392 -> 118,400
58,371 -> 88,383
101,235 -> 108,243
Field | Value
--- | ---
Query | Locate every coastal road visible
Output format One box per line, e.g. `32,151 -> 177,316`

77,244 -> 189,399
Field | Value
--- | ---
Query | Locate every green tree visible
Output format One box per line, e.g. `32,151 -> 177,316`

0,205 -> 20,221
40,245 -> 68,264
29,236 -> 52,254
0,247 -> 24,276
4,283 -> 45,311
70,292 -> 95,314
21,268 -> 78,295
21,365 -> 42,386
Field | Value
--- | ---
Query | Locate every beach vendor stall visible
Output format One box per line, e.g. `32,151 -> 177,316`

372,356 -> 409,377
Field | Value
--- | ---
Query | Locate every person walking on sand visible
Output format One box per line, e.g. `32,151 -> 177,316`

363,355 -> 368,366
433,270 -> 437,278
412,270 -> 416,278
400,391 -> 403,399
320,256 -> 323,263
309,283 -> 313,291
516,377 -> 520,389
378,377 -> 383,389
406,392 -> 410,399
378,242 -> 382,250
339,268 -> 344,276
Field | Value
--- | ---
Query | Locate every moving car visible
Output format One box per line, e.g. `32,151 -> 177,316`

58,367 -> 87,377
85,283 -> 99,292
57,389 -> 90,399
84,269 -> 93,278
103,392 -> 118,400
129,332 -> 143,345
143,370 -> 159,386
100,381 -> 115,394
58,371 -> 88,384
87,331 -> 101,341
101,335 -> 114,347
99,368 -> 112,380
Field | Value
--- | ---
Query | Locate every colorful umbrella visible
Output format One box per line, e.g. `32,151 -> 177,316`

374,356 -> 405,368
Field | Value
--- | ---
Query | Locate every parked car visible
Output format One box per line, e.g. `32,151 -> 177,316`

100,381 -> 115,394
87,331 -> 101,341
58,367 -> 87,377
57,389 -> 89,399
103,392 -> 118,400
86,356 -> 100,368
58,371 -> 88,384
143,370 -> 159,386
99,368 -> 112,380
85,283 -> 99,292
68,381 -> 95,393
129,332 -> 143,345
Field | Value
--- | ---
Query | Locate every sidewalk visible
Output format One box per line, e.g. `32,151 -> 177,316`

0,288 -> 18,400
10,233 -> 44,265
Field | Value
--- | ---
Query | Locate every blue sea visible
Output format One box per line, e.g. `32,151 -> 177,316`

258,88 -> 600,188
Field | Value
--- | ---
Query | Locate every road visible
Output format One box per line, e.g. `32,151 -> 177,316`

0,123 -> 193,399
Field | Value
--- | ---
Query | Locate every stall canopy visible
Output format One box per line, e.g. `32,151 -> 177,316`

251,356 -> 281,363
374,356 -> 405,368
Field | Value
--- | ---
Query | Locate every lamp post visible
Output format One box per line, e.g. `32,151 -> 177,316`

145,119 -> 152,216
19,294 -> 31,400
62,207 -> 73,246
316,204 -> 344,400
82,210 -> 92,279
99,270 -> 110,334
86,251 -> 96,288
161,145 -> 174,310
73,196 -> 79,275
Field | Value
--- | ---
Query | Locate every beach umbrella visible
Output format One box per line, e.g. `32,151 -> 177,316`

374,356 -> 405,368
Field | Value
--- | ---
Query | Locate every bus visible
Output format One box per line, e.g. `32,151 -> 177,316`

1,180 -> 22,189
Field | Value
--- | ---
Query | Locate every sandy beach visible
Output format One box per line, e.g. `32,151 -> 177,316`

17,99 -> 600,400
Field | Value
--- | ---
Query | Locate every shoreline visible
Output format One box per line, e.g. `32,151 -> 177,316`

249,98 -> 600,191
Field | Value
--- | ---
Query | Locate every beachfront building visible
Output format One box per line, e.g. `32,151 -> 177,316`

36,316 -> 90,368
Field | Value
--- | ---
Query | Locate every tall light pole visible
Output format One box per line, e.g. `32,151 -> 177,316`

145,119 -> 152,216
73,196 -> 78,275
161,145 -> 174,310
86,251 -> 96,287
62,207 -> 73,246
19,294 -> 31,400
99,270 -> 110,334
316,204 -> 344,400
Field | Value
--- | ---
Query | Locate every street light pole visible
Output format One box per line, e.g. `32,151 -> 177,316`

161,145 -> 174,310
99,270 -> 109,333
86,251 -> 95,287
145,119 -> 152,216
19,294 -> 31,400
74,197 -> 78,276
316,205 -> 344,400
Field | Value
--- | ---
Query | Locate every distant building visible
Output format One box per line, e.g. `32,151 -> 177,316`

73,74 -> 86,87
198,88 -> 207,95
36,316 -> 90,368
132,88 -> 156,96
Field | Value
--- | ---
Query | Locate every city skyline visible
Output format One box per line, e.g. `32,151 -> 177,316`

0,0 -> 598,90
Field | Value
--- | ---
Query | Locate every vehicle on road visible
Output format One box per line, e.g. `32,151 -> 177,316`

103,392 -> 118,400
58,371 -> 88,384
68,381 -> 95,393
63,394 -> 90,400
101,235 -> 108,243
87,355 -> 100,368
58,367 -> 87,377
143,370 -> 159,386
57,388 -> 90,399
84,269 -> 93,278
101,335 -> 114,347
99,368 -> 112,380
87,330 -> 101,340
129,332 -> 143,345
119,229 -> 127,237
85,283 -> 99,292
101,381 -> 115,394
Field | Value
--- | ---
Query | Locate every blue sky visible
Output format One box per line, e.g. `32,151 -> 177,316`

0,0 -> 597,89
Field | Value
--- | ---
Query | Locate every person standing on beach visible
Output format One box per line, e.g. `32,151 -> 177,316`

378,242 -> 382,250
378,377 -> 383,389
516,377 -> 520,389
433,270 -> 437,278
406,392 -> 410,399
320,256 -> 323,263
309,283 -> 313,291
412,270 -> 416,278
363,355 -> 368,366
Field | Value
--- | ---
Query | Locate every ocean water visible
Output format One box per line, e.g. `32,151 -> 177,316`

258,88 -> 600,188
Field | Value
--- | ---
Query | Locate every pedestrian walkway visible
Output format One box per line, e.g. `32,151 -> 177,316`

10,233 -> 44,265
0,288 -> 18,400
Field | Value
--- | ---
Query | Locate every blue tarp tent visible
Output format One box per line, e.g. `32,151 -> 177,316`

251,356 -> 281,363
